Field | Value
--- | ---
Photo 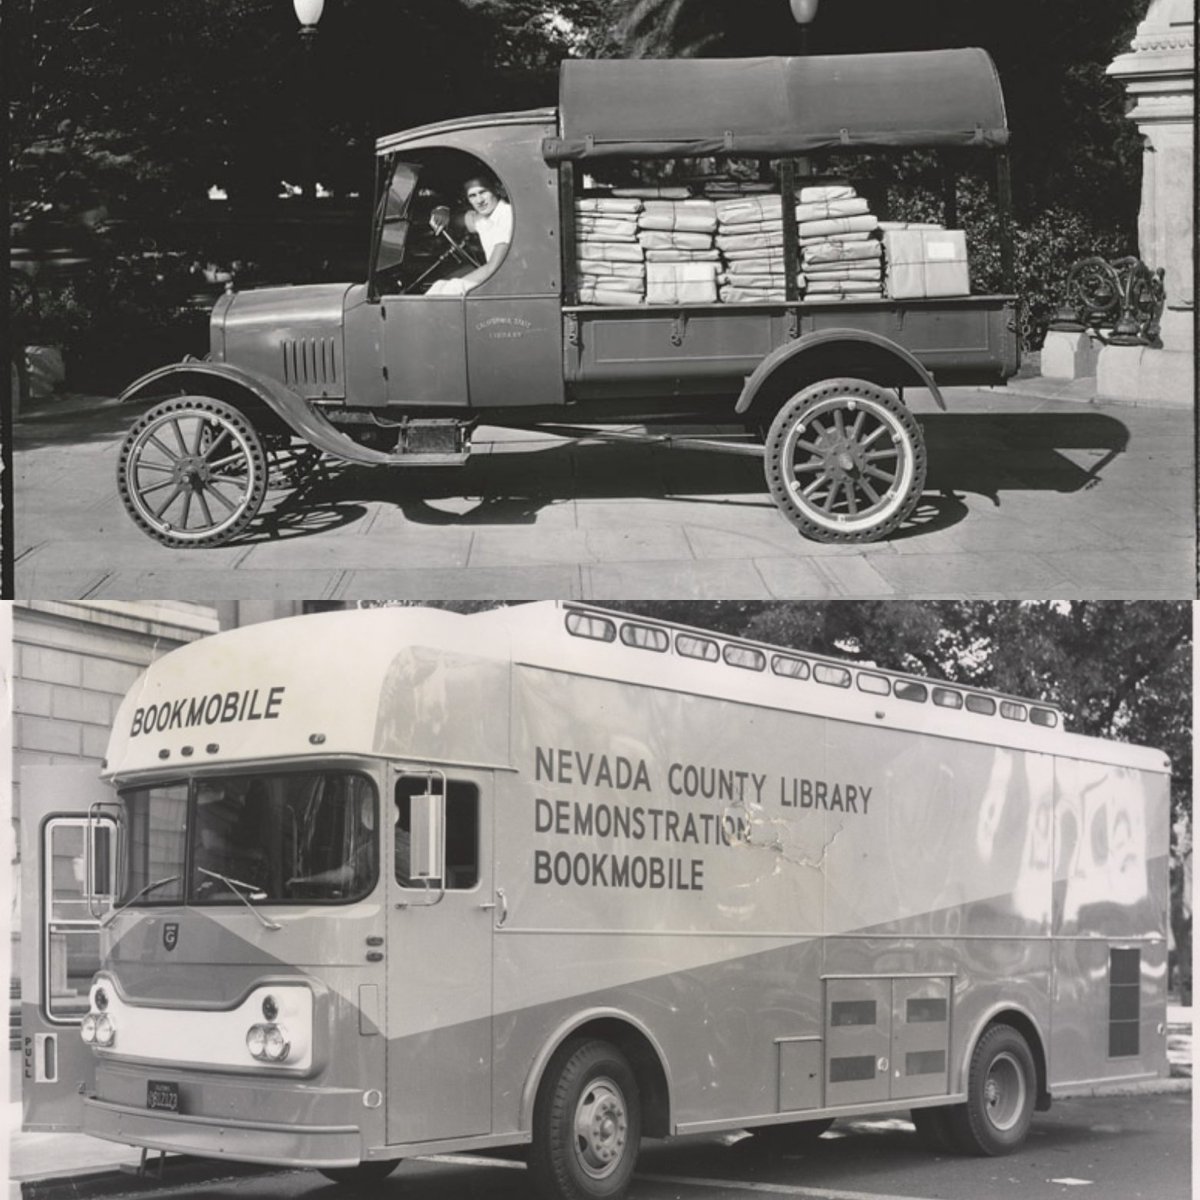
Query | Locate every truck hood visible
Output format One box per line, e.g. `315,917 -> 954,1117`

221,282 -> 355,330
215,282 -> 355,399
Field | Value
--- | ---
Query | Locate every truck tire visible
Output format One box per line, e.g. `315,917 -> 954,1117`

317,1160 -> 401,1185
529,1038 -> 642,1200
763,377 -> 925,542
117,394 -> 268,547
753,1117 -> 834,1151
946,1024 -> 1036,1156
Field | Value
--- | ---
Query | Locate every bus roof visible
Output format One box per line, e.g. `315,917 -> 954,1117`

103,603 -> 1168,779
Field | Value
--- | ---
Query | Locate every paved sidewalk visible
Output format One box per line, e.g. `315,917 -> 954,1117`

14,380 -> 1195,600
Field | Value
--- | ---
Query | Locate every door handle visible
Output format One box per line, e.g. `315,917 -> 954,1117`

482,888 -> 509,927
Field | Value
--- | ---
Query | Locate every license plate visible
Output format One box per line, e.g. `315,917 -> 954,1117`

146,1080 -> 180,1113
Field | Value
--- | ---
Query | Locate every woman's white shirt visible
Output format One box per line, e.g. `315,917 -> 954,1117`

475,200 -> 513,259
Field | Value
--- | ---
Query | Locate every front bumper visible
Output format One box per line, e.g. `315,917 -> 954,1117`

82,1095 -> 363,1169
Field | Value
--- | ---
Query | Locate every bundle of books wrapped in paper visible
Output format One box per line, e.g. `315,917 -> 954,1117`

711,186 -> 885,303
796,187 -> 885,302
576,185 -> 969,305
575,195 -> 647,305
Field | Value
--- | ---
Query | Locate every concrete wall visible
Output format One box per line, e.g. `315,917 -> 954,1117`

12,603 -> 220,835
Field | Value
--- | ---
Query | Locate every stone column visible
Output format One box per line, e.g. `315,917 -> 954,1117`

1098,0 -> 1194,405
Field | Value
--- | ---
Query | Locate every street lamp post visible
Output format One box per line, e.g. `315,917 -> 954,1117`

292,0 -> 324,277
789,0 -> 820,54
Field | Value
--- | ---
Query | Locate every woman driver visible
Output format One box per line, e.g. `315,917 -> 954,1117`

426,173 -> 513,295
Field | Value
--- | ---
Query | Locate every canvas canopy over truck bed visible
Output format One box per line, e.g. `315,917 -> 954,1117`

543,49 -> 1010,161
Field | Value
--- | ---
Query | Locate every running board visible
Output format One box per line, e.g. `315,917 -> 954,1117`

524,423 -> 765,458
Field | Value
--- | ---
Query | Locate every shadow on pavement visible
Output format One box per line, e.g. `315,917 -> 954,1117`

922,411 -> 1131,502
39,406 -> 1133,548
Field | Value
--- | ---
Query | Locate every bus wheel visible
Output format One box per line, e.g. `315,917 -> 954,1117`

948,1024 -> 1036,1156
753,1117 -> 834,1151
911,1105 -> 957,1153
529,1038 -> 642,1200
763,378 -> 925,543
117,395 -> 268,547
317,1159 -> 400,1185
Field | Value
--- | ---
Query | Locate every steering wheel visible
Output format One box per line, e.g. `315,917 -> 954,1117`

439,228 -> 483,268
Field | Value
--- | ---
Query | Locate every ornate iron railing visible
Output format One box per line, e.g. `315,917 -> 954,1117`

1051,256 -> 1166,346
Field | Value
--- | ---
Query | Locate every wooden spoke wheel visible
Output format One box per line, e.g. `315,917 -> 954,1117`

118,396 -> 268,547
764,377 -> 926,542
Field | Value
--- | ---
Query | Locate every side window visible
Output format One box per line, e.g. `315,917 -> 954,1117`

374,147 -> 512,296
394,778 -> 480,890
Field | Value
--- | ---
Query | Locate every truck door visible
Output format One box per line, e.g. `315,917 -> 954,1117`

19,766 -> 118,1131
380,292 -> 470,410
386,768 -> 494,1145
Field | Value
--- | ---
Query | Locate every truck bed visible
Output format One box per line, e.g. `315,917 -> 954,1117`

564,294 -> 1019,397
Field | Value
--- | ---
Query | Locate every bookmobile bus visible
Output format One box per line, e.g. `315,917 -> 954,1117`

22,602 -> 1170,1200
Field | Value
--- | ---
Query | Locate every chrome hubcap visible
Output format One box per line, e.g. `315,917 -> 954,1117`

574,1077 -> 628,1180
984,1051 -> 1027,1132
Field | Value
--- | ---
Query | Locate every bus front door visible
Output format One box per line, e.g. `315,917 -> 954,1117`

386,769 -> 494,1144
18,766 -> 117,1131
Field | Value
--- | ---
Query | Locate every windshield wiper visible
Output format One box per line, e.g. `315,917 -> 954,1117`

197,867 -> 281,931
101,875 -> 180,927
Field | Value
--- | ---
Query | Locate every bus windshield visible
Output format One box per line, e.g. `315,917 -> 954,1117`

118,770 -> 378,906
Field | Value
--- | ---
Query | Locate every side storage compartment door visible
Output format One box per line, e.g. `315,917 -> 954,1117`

825,978 -> 891,1107
890,977 -> 952,1100
20,766 -> 118,1131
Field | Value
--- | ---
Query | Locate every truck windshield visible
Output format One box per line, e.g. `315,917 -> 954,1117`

118,770 -> 378,906
375,158 -> 420,277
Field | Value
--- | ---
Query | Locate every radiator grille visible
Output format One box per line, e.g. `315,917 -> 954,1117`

281,337 -> 339,387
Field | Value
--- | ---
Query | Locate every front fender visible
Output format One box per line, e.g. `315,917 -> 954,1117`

734,327 -> 946,415
118,360 -> 401,466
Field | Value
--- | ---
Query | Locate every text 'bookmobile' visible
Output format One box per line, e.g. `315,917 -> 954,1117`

22,603 -> 1170,1200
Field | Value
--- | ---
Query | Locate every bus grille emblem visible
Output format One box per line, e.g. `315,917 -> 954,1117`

163,923 -> 179,951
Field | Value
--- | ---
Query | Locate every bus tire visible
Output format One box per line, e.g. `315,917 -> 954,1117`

948,1024 -> 1036,1156
317,1159 -> 401,1185
763,377 -> 925,543
529,1037 -> 642,1200
911,1105 -> 957,1153
753,1117 -> 834,1151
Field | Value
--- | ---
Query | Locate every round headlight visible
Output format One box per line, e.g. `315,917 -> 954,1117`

94,987 -> 109,1012
261,994 -> 279,1021
80,1014 -> 97,1044
246,1024 -> 267,1059
94,1014 -> 116,1047
264,1024 -> 290,1062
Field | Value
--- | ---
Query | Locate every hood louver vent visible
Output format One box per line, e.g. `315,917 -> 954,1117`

281,337 -> 339,388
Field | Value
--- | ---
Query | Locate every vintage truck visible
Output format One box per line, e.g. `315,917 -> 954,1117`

117,49 -> 1019,547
